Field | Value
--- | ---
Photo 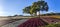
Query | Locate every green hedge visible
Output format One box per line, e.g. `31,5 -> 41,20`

45,23 -> 60,27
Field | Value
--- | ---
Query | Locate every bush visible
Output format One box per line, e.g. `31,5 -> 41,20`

45,23 -> 60,27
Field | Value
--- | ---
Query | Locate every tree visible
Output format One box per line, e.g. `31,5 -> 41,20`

23,6 -> 32,15
23,0 -> 49,16
30,0 -> 49,16
30,2 -> 38,16
23,6 -> 36,16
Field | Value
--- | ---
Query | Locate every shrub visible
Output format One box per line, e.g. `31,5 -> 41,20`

45,23 -> 60,27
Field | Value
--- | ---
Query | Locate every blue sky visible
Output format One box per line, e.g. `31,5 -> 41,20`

0,0 -> 60,16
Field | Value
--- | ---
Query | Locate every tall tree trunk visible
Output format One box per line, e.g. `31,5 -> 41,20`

35,12 -> 37,16
39,11 -> 40,18
30,14 -> 33,16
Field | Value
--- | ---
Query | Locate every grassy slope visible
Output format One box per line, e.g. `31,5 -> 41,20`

41,15 -> 60,19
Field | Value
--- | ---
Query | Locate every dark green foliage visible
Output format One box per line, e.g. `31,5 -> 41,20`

23,0 -> 49,16
45,23 -> 60,27
23,6 -> 31,14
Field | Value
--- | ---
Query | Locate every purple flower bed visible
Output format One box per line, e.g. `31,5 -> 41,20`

18,17 -> 48,27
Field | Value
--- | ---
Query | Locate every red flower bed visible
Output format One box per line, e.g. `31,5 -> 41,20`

18,17 -> 48,27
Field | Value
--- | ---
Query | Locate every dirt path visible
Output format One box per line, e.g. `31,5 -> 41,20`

1,19 -> 29,27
